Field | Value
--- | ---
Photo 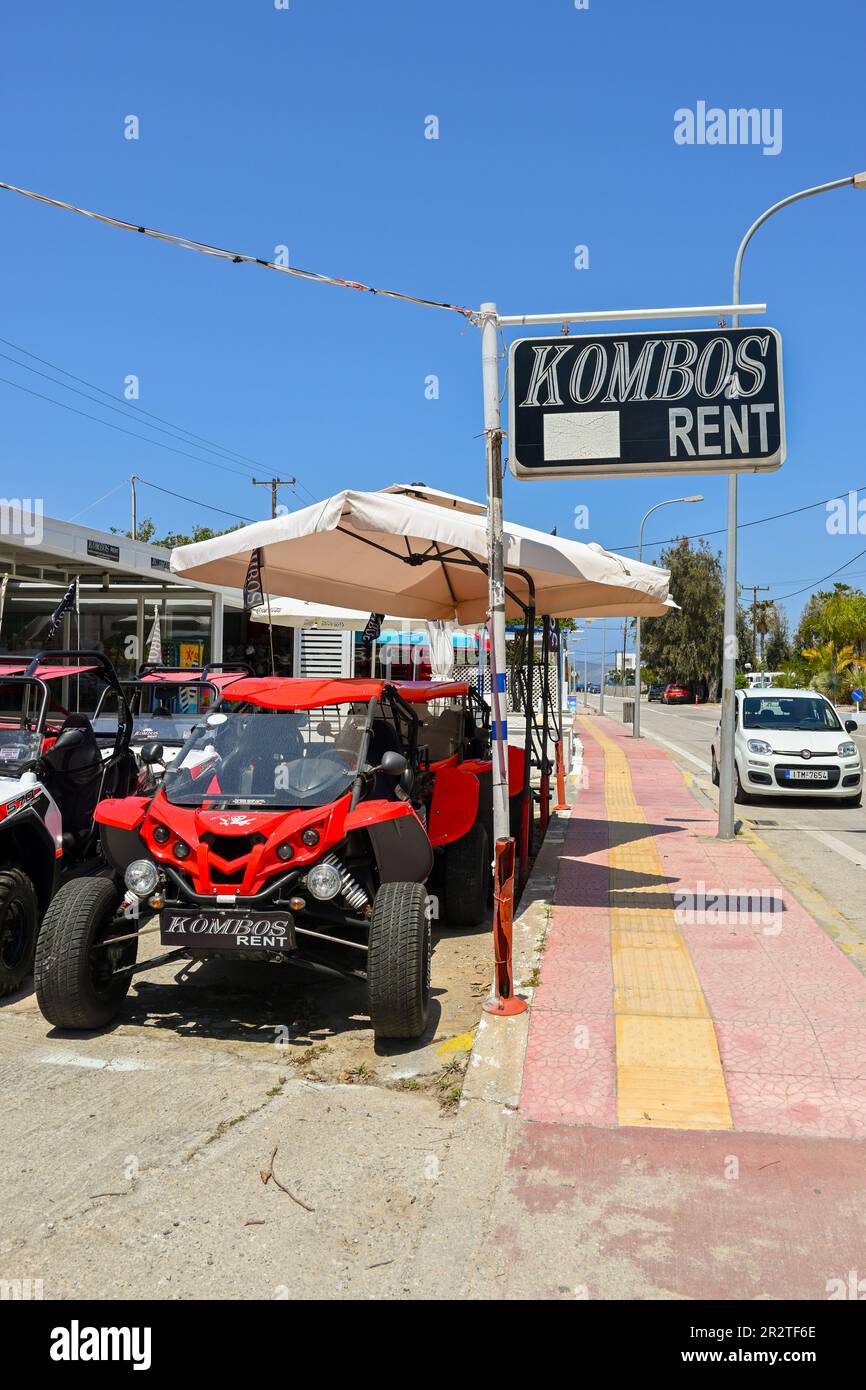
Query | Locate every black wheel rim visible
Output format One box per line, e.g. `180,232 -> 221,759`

0,897 -> 31,971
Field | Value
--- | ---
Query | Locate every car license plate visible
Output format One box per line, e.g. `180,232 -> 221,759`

784,769 -> 829,782
160,909 -> 296,950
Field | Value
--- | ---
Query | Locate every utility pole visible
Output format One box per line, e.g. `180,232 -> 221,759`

745,584 -> 770,667
253,477 -> 296,518
131,474 -> 138,540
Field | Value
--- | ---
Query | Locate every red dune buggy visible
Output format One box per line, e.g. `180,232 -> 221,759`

34,676 -> 525,1039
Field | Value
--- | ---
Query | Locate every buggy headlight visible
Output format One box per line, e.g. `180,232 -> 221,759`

747,739 -> 773,755
838,741 -> 857,757
306,862 -> 341,901
125,859 -> 160,897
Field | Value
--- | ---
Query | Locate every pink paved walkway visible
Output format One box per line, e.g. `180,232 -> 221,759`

520,712 -> 866,1139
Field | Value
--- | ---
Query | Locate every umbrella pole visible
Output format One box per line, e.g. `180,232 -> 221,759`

480,303 -> 510,853
539,614 -> 551,835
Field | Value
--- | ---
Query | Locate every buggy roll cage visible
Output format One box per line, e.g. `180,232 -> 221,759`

0,649 -> 134,761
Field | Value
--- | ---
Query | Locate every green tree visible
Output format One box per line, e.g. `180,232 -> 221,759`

762,603 -> 791,670
800,640 -> 865,701
794,584 -> 866,654
640,538 -> 728,698
113,516 -> 241,548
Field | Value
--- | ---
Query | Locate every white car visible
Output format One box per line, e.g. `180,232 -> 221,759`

711,687 -> 863,806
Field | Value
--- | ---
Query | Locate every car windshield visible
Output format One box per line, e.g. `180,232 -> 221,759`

743,695 -> 842,733
162,702 -> 371,808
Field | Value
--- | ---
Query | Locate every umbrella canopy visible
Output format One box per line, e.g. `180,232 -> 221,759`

171,487 -> 673,624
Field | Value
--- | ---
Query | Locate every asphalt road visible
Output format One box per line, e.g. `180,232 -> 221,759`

585,694 -> 866,962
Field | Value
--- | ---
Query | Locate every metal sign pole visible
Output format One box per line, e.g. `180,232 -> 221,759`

717,469 -> 739,838
480,302 -> 510,849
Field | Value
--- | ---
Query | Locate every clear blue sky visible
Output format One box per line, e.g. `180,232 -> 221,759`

2,0 -> 864,644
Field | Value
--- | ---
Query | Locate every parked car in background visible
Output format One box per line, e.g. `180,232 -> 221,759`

647,683 -> 665,702
662,682 -> 693,705
710,687 -> 862,806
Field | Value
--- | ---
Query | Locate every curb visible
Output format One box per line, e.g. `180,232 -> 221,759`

462,741 -> 581,1108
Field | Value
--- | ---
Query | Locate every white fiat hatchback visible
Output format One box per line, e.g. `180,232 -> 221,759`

711,687 -> 863,806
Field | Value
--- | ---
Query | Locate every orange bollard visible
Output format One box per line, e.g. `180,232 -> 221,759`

554,738 -> 569,811
483,837 -> 528,1018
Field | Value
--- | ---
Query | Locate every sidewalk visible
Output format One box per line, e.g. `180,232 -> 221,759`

412,710 -> 866,1299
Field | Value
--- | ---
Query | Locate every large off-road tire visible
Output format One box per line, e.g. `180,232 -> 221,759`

0,867 -> 39,998
367,881 -> 430,1040
35,877 -> 135,1030
443,822 -> 490,927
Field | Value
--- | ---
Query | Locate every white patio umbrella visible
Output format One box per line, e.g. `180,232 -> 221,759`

170,487 -> 673,623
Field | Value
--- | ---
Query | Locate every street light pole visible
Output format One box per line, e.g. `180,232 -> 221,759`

717,171 -> 866,839
633,495 -> 703,737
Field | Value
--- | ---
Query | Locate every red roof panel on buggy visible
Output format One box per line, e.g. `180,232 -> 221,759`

224,676 -> 470,711
137,670 -> 244,689
0,662 -> 99,680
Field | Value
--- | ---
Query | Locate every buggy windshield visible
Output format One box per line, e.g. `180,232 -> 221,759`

0,681 -> 51,771
162,703 -> 370,809
93,681 -> 218,747
743,695 -> 842,732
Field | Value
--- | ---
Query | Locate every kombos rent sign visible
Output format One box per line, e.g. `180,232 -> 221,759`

508,327 -> 784,480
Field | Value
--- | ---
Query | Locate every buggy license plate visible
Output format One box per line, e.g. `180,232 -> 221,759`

160,909 -> 296,951
784,768 -> 829,782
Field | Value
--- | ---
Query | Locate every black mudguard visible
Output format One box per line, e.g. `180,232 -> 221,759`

368,816 -> 434,884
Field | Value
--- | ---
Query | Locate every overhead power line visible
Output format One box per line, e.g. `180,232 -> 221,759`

0,332 -> 318,504
609,486 -> 866,555
135,477 -> 256,525
0,371 -> 266,479
0,178 -> 475,320
0,333 -> 265,475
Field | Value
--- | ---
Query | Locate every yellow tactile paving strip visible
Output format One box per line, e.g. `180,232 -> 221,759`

580,719 -> 732,1130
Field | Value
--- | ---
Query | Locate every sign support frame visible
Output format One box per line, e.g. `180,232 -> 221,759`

478,300 -> 768,857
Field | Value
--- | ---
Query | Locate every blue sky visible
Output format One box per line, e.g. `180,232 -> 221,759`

2,0 -> 865,652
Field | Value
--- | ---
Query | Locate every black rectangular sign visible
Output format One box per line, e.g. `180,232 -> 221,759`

160,909 -> 296,951
86,538 -> 121,562
508,327 -> 784,479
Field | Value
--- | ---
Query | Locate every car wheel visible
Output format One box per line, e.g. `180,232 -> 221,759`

443,822 -> 490,927
35,877 -> 134,1030
734,767 -> 752,805
711,750 -> 720,787
0,866 -> 39,999
367,881 -> 430,1040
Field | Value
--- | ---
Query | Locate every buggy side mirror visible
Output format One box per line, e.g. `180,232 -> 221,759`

140,741 -> 165,766
845,720 -> 858,734
379,750 -> 408,778
317,720 -> 333,737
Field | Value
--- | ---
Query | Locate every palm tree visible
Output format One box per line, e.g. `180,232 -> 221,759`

800,640 -> 865,699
